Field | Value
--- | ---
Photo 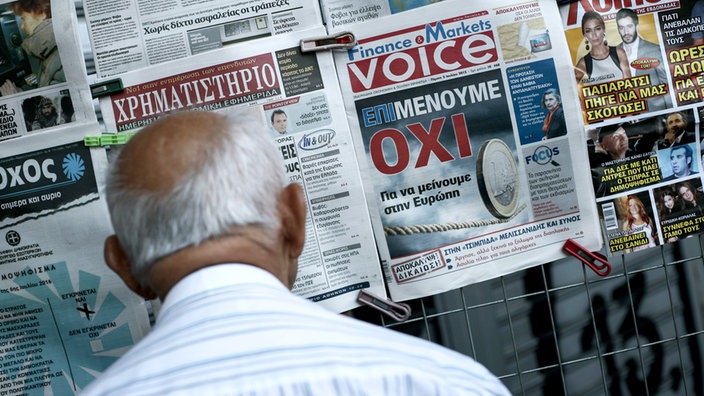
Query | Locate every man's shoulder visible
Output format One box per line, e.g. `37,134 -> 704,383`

638,38 -> 661,53
82,307 -> 509,395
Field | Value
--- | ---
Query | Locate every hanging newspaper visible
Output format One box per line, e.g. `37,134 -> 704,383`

334,0 -> 601,301
0,0 -> 96,142
321,0 -> 444,32
82,0 -> 323,79
0,124 -> 150,395
97,26 -> 385,313
559,0 -> 704,254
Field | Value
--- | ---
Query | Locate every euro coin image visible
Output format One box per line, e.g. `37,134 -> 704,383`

476,139 -> 519,218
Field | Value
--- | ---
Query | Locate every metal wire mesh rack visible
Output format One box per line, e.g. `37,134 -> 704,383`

354,236 -> 704,396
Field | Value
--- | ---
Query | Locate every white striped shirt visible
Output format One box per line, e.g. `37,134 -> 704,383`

81,264 -> 510,395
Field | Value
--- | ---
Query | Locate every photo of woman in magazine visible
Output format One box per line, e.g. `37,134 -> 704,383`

574,11 -> 631,84
656,180 -> 704,243
656,186 -> 683,243
621,194 -> 657,252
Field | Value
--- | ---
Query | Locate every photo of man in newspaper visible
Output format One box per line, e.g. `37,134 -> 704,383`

20,92 -> 72,132
0,0 -> 64,96
270,109 -> 289,135
660,143 -> 698,181
616,8 -> 672,111
588,120 -> 660,198
657,110 -> 696,149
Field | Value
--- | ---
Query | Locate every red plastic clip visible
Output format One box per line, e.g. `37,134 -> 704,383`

300,32 -> 356,52
563,238 -> 612,276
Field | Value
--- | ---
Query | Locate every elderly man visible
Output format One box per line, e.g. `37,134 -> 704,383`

589,122 -> 658,197
81,111 -> 510,395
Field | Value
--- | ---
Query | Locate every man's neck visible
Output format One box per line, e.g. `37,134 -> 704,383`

622,37 -> 640,56
146,229 -> 291,300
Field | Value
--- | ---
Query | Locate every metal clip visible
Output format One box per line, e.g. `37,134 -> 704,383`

90,78 -> 124,98
300,32 -> 356,52
563,238 -> 612,276
357,289 -> 411,322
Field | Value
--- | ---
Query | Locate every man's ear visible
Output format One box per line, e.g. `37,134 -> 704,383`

279,183 -> 307,258
104,235 -> 157,300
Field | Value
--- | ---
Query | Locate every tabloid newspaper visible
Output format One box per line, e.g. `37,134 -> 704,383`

334,0 -> 601,301
82,0 -> 323,79
0,0 -> 95,142
559,0 -> 704,254
97,26 -> 386,313
0,124 -> 150,395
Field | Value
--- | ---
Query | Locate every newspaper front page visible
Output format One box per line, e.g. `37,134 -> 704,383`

98,26 -> 385,313
559,0 -> 704,254
334,0 -> 601,301
82,0 -> 323,79
0,0 -> 95,142
0,124 -> 150,395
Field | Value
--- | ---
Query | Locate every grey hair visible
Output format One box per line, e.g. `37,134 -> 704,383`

540,88 -> 561,110
105,111 -> 286,283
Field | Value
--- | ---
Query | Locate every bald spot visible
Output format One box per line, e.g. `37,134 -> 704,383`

117,112 -> 228,193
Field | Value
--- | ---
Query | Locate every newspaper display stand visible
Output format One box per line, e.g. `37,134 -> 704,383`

0,0 -> 702,394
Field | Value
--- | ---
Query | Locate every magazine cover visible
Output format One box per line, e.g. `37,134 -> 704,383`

559,0 -> 704,254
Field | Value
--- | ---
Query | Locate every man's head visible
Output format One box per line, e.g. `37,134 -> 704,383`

8,0 -> 51,36
666,112 -> 688,136
271,109 -> 287,134
670,145 -> 693,177
104,111 -> 306,299
616,8 -> 639,45
37,96 -> 55,117
598,124 -> 629,159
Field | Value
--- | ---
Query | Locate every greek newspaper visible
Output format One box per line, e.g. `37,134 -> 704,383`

0,125 -> 150,395
334,0 -> 601,301
0,0 -> 95,142
82,0 -> 323,78
559,0 -> 704,254
98,26 -> 385,313
321,0 -> 443,32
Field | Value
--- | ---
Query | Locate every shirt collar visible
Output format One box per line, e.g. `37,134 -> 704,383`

157,264 -> 287,322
